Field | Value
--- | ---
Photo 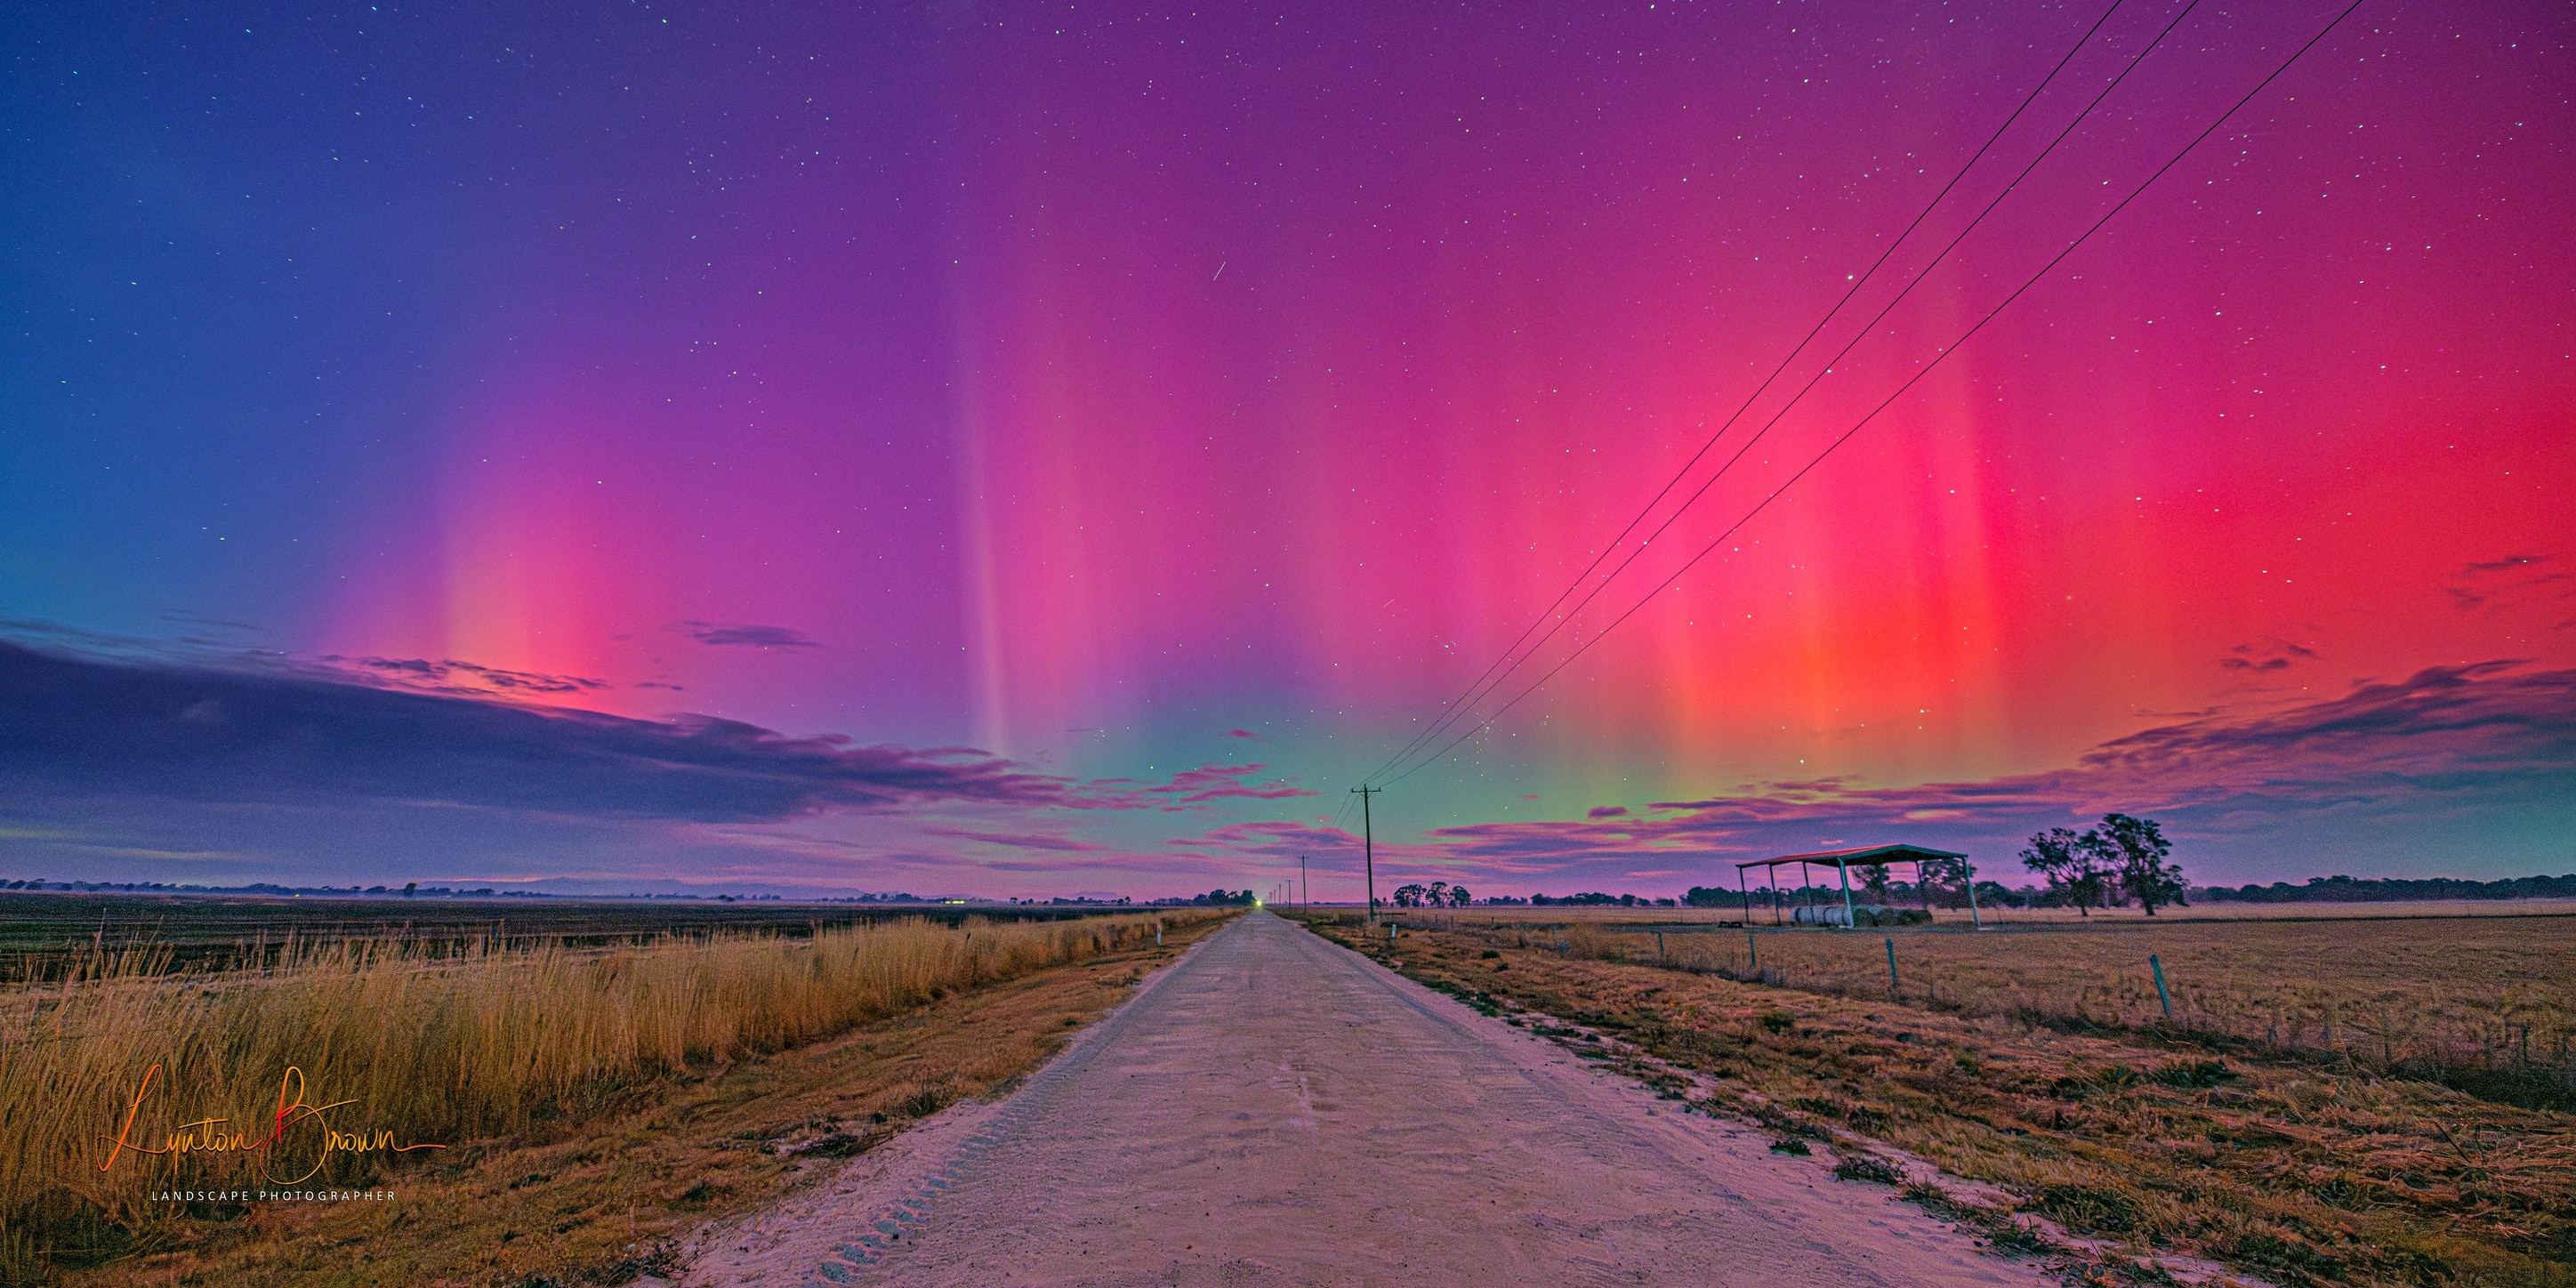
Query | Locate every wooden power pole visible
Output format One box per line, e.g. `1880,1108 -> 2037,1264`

1351,786 -> 1381,922
1300,855 -> 1307,907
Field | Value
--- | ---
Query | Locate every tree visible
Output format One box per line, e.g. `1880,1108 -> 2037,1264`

2097,813 -> 2187,915
1681,886 -> 1731,908
1427,881 -> 1451,907
1917,857 -> 1975,909
1392,883 -> 1428,908
1861,864 -> 1894,904
1446,884 -> 1472,907
2020,827 -> 2109,917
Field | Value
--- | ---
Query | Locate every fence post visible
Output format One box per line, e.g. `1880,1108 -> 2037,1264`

1745,927 -> 1759,972
2150,954 -> 2173,1020
1656,930 -> 1666,963
1885,937 -> 1900,996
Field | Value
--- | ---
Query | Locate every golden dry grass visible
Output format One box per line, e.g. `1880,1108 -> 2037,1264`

1303,912 -> 2576,1288
0,911 -> 1228,1284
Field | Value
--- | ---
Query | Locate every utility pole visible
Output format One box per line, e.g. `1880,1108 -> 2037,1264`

1351,786 -> 1381,923
1300,855 -> 1307,907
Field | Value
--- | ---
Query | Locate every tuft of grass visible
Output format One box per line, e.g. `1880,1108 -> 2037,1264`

1831,1154 -> 1904,1185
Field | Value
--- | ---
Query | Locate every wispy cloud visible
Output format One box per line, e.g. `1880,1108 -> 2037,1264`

2447,553 -> 2567,612
672,621 -> 823,648
917,826 -> 1111,853
1075,763 -> 1322,811
2218,639 -> 2317,672
317,654 -> 613,697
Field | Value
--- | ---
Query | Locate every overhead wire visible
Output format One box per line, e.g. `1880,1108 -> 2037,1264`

1377,0 -> 2369,790
1358,0 -> 2132,786
1373,0 -> 2198,787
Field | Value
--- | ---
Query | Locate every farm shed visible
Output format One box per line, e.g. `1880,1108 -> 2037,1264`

1734,843 -> 1980,929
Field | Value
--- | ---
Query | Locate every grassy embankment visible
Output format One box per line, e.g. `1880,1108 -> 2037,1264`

1,909 -> 1233,1285
1299,910 -> 2575,1288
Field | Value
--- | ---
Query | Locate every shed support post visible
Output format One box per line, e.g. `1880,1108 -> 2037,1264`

1838,861 -> 1857,930
1964,860 -> 1984,930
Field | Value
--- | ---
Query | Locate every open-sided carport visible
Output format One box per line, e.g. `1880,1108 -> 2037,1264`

1735,842 -> 1980,929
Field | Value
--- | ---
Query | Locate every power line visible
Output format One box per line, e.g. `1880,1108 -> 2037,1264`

1379,0 -> 2368,789
1359,0 -> 2134,786
1374,0 -> 2198,789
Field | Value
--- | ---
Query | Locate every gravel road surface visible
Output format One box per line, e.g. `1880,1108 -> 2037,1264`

687,910 -> 2052,1286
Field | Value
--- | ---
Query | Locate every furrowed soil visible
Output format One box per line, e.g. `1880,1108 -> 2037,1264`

1302,913 -> 2576,1288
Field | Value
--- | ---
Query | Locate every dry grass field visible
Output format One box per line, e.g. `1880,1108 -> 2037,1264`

1407,898 -> 2576,924
1300,910 -> 2576,1288
0,909 -> 1233,1284
1379,905 -> 2576,1108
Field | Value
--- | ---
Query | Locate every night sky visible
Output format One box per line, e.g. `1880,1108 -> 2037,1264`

4,1 -> 2569,898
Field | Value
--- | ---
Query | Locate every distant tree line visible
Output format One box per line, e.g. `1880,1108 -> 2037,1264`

2196,873 -> 2576,904
1187,889 -> 1257,906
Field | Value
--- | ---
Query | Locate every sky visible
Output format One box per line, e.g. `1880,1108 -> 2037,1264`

2,0 -> 2569,898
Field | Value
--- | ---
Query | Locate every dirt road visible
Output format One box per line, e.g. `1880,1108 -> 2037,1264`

687,910 -> 2051,1286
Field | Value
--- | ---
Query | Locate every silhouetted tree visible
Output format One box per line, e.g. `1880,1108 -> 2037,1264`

1447,885 -> 1472,906
1392,883 -> 1428,908
2020,827 -> 2108,917
2097,813 -> 2187,915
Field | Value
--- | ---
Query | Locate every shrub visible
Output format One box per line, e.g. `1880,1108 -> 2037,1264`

1833,1155 -> 1905,1185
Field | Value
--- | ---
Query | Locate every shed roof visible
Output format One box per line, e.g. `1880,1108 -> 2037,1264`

1733,842 -> 1967,871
